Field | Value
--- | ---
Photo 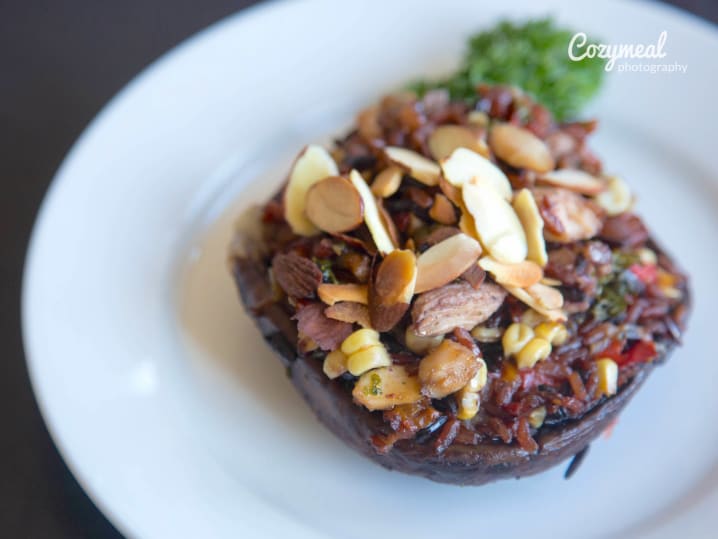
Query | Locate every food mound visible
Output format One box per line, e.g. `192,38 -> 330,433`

230,85 -> 689,485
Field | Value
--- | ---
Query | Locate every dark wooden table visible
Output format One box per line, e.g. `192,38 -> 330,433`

0,1 -> 714,537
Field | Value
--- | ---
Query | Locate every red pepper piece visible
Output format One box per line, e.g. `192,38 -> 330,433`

616,340 -> 657,367
597,339 -> 624,363
629,263 -> 658,285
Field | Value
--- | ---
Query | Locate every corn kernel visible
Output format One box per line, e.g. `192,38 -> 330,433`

502,323 -> 535,356
471,325 -> 502,343
323,349 -> 348,379
595,358 -> 618,398
515,337 -> 552,369
528,406 -> 547,429
341,328 -> 381,356
501,361 -> 519,383
534,321 -> 569,346
347,345 -> 391,376
466,358 -> 488,392
637,247 -> 657,266
405,327 -> 443,355
456,389 -> 480,420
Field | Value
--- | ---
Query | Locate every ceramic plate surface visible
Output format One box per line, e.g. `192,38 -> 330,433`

23,0 -> 718,537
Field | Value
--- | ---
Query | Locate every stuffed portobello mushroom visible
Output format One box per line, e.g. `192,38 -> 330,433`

229,84 -> 690,486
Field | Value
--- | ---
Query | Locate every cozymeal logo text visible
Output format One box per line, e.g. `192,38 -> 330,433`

568,31 -> 687,74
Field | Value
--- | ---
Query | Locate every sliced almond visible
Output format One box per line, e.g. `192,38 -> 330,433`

526,282 -> 564,310
478,256 -> 543,288
284,145 -> 339,235
352,365 -> 422,411
504,285 -> 567,322
305,176 -> 364,233
350,169 -> 395,254
324,302 -> 371,328
385,146 -> 440,186
537,169 -> 606,195
369,249 -> 417,331
428,193 -> 457,225
489,123 -> 555,173
317,283 -> 368,305
512,188 -> 548,267
438,176 -> 462,207
462,179 -> 527,263
371,166 -> 403,198
377,199 -> 401,249
440,147 -> 512,200
418,340 -> 479,399
596,175 -> 633,216
428,125 -> 489,161
458,211 -> 480,240
533,187 -> 603,243
415,233 -> 482,293
540,276 -> 563,287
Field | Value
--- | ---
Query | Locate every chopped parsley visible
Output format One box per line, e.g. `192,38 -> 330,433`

593,250 -> 641,321
312,257 -> 338,284
365,372 -> 383,396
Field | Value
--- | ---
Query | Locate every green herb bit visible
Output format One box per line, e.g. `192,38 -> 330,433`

366,372 -> 383,396
312,257 -> 338,284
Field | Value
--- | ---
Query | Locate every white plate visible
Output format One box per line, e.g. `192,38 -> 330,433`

22,0 -> 718,537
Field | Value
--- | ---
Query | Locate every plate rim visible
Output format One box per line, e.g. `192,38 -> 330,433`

21,0 -> 718,537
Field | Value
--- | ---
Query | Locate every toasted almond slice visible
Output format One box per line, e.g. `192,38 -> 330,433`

478,256 -> 543,288
489,123 -> 555,173
537,169 -> 606,195
352,366 -> 422,411
428,193 -> 457,225
371,166 -> 403,198
415,233 -> 482,293
596,175 -> 633,216
317,283 -> 369,305
458,211 -> 480,241
438,176 -> 462,207
428,125 -> 490,161
305,176 -> 364,233
526,282 -> 564,310
512,188 -> 548,267
540,276 -> 563,287
325,302 -> 371,328
369,249 -> 417,331
504,285 -> 567,322
463,179 -> 527,263
378,199 -> 401,248
350,169 -> 395,254
440,147 -> 512,200
385,146 -> 440,186
373,250 -> 417,305
284,145 -> 339,235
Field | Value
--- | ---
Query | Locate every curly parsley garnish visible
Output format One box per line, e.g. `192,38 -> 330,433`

411,18 -> 605,121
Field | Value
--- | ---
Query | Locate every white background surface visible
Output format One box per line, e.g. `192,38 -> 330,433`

23,0 -> 718,537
